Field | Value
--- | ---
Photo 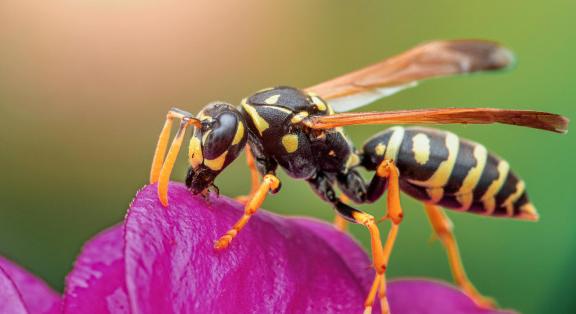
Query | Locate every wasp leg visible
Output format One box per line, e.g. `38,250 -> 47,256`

376,160 -> 403,224
366,160 -> 403,314
424,203 -> 495,309
214,174 -> 280,250
150,108 -> 201,206
235,145 -> 261,205
307,173 -> 387,314
334,203 -> 388,314
333,195 -> 350,232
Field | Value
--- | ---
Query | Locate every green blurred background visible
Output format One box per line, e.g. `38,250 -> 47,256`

0,0 -> 574,313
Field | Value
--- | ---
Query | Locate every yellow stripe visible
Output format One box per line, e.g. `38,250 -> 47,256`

188,137 -> 203,168
409,132 -> 460,203
518,203 -> 539,221
241,102 -> 269,136
204,151 -> 228,171
311,96 -> 327,111
384,127 -> 405,162
263,105 -> 292,114
264,94 -> 280,105
290,111 -> 309,124
412,133 -> 431,165
375,143 -> 386,156
455,144 -> 487,210
201,130 -> 212,146
281,134 -> 299,153
481,161 -> 510,214
345,153 -> 361,169
502,180 -> 525,216
232,122 -> 244,145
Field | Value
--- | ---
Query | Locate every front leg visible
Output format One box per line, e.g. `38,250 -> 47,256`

214,174 -> 281,250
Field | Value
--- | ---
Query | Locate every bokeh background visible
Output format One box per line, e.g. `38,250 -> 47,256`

1,0 -> 574,313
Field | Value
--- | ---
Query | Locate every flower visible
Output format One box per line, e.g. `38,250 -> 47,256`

0,183 -> 515,313
0,256 -> 59,314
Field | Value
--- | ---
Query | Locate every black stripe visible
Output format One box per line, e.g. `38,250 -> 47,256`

472,153 -> 501,200
361,129 -> 394,171
492,171 -> 520,215
513,192 -> 530,216
399,180 -> 432,202
397,127 -> 449,182
444,139 -> 477,194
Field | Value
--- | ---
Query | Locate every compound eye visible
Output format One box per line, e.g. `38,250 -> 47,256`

202,113 -> 238,160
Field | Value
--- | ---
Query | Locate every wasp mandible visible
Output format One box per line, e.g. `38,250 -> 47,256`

148,40 -> 569,313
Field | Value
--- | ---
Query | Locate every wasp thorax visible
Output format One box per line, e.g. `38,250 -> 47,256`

186,102 -> 248,194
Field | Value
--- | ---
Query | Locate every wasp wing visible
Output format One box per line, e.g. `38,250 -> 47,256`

302,108 -> 569,134
306,40 -> 515,112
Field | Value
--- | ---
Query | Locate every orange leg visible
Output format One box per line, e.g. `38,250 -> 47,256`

215,174 -> 281,250
333,195 -> 350,232
149,108 -> 201,206
235,145 -> 261,205
424,203 -> 495,309
365,160 -> 403,314
378,273 -> 389,314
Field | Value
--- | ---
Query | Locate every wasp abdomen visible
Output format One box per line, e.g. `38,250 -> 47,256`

361,126 -> 537,220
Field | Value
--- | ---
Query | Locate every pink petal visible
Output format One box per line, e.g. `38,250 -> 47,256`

0,256 -> 60,314
0,265 -> 28,314
388,279 -> 517,314
62,225 -> 129,314
124,183 -> 374,314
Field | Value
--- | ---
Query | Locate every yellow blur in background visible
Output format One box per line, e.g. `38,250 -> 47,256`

0,1 -> 575,313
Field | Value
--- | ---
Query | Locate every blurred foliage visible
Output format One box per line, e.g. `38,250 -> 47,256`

0,0 -> 574,313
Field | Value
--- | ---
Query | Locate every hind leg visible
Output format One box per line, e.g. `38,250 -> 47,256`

424,203 -> 495,309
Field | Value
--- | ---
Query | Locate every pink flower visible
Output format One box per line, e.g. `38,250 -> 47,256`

0,183 -> 515,313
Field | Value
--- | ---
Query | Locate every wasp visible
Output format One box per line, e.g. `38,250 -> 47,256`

148,40 -> 568,313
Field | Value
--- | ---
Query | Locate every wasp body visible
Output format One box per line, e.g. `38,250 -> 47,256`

149,40 -> 568,312
362,127 -> 536,220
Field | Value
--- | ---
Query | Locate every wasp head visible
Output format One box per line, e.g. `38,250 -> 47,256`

186,102 -> 248,195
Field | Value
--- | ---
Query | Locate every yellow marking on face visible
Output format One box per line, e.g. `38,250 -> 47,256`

188,137 -> 203,168
204,151 -> 228,171
232,122 -> 244,145
311,96 -> 327,111
345,153 -> 360,169
291,111 -> 309,124
412,133 -> 431,165
481,160 -> 510,214
281,134 -> 299,153
264,94 -> 281,105
519,203 -> 539,221
241,103 -> 269,136
375,143 -> 386,156
384,127 -> 405,162
456,144 -> 487,210
307,91 -> 318,97
408,132 -> 459,203
202,130 -> 212,146
502,180 -> 525,216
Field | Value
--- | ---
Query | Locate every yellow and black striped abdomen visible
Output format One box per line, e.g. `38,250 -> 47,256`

361,126 -> 538,220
